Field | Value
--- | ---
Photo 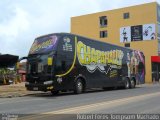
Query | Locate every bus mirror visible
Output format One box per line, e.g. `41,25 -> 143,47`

48,57 -> 53,66
16,62 -> 20,69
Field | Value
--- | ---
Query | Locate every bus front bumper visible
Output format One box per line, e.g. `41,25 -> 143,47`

25,82 -> 54,92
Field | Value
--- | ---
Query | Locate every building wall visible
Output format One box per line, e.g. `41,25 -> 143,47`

71,2 -> 158,83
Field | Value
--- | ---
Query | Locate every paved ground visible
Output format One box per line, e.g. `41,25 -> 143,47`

0,83 -> 160,120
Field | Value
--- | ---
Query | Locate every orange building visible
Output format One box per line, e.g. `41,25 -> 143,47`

71,2 -> 160,83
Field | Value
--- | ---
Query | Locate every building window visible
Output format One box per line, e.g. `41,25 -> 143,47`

124,43 -> 130,48
99,16 -> 107,27
123,12 -> 130,19
100,31 -> 108,38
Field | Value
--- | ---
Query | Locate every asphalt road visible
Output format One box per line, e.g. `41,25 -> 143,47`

0,84 -> 160,120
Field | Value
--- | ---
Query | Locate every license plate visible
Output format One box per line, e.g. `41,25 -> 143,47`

33,87 -> 38,91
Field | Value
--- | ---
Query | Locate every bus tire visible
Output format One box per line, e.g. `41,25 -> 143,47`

74,79 -> 84,94
130,78 -> 136,89
51,90 -> 59,95
124,78 -> 130,89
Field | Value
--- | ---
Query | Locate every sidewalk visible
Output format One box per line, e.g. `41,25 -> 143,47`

0,82 -> 41,98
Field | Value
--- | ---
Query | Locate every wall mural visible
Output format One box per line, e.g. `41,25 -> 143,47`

131,25 -> 143,41
143,24 -> 156,40
120,26 -> 131,43
120,23 -> 156,43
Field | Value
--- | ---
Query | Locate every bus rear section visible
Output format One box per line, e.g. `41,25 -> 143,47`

74,36 -> 145,91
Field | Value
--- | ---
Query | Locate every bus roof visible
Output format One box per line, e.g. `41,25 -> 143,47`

35,33 -> 141,52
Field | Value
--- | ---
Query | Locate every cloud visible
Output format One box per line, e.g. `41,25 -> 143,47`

0,0 -> 101,57
0,7 -> 29,37
0,5 -> 30,56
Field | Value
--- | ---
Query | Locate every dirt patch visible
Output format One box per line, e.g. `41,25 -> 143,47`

0,82 -> 42,98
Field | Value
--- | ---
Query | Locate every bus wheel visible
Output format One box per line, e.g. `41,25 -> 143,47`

74,79 -> 83,94
124,78 -> 130,89
130,79 -> 136,89
51,90 -> 59,95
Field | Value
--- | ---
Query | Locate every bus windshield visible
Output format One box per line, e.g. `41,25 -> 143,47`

29,35 -> 58,55
28,53 -> 51,74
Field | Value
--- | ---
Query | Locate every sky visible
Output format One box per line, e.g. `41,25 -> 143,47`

0,0 -> 158,57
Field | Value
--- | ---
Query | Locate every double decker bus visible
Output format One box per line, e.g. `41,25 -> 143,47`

24,33 -> 145,94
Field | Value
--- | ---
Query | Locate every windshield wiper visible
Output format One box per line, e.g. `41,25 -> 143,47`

30,51 -> 56,56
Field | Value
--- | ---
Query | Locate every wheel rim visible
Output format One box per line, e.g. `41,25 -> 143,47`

77,81 -> 83,92
126,80 -> 129,88
131,80 -> 135,87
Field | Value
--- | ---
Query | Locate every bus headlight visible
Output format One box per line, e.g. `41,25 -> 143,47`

44,81 -> 53,85
25,82 -> 29,85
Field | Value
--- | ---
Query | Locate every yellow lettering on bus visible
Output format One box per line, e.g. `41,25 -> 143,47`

77,41 -> 124,67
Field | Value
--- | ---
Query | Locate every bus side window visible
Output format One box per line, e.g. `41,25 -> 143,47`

61,61 -> 66,71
